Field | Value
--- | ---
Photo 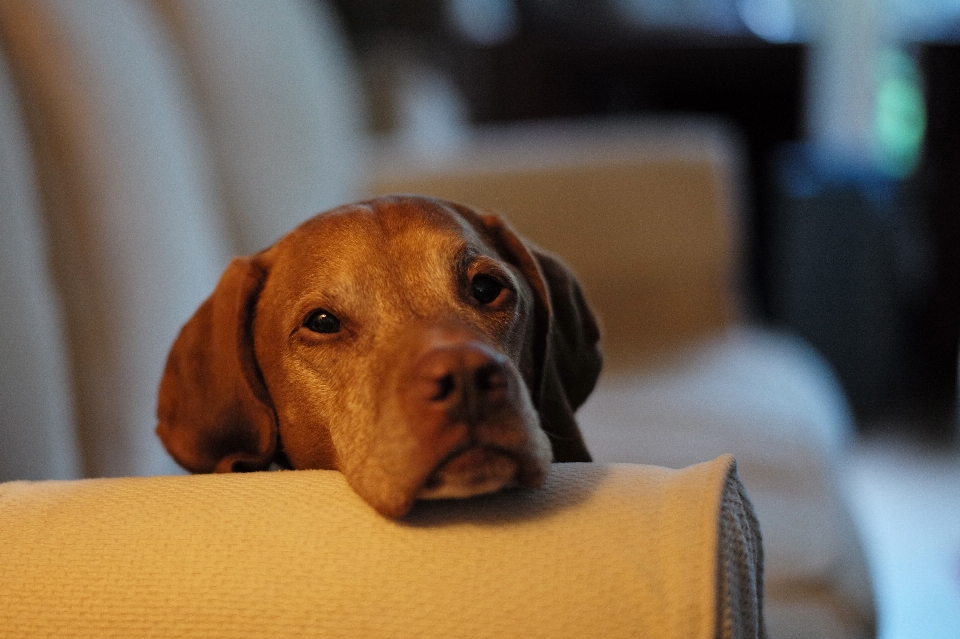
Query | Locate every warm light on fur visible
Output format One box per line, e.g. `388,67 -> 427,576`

156,195 -> 602,517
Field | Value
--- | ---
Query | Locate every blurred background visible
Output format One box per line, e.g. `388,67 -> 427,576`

337,0 -> 958,437
1,1 -> 959,637
344,5 -> 960,635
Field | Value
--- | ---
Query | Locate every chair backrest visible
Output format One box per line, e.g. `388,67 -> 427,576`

0,42 -> 80,481
368,118 -> 747,370
0,0 -> 363,480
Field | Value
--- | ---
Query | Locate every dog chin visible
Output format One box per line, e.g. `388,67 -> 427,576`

417,445 -> 521,500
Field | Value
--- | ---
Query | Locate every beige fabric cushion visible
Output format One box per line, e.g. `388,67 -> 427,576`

0,0 -> 231,478
154,0 -> 365,254
0,0 -> 364,480
0,456 -> 764,639
579,330 -> 875,638
0,35 -> 80,481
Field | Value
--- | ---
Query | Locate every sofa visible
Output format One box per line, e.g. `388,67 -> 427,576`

369,118 -> 877,639
2,455 -> 764,638
0,1 -> 872,637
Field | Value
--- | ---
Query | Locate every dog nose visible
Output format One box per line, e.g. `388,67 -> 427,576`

415,343 -> 509,421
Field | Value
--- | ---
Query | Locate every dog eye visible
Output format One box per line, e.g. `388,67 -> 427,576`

471,274 -> 504,305
304,309 -> 341,334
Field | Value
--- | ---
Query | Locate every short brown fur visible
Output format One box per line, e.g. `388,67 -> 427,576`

157,196 -> 601,517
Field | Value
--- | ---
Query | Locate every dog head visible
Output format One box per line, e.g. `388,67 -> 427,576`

157,196 -> 601,517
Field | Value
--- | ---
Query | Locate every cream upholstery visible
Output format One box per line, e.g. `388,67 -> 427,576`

154,0 -> 363,254
0,41 -> 80,480
0,0 -> 362,479
367,120 -> 876,638
579,331 -> 875,639
0,0 -> 232,478
0,456 -> 763,639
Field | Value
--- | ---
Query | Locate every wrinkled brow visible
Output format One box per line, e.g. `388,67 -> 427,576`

456,244 -> 480,272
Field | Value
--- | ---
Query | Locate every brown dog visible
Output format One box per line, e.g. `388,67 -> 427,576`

157,195 -> 601,517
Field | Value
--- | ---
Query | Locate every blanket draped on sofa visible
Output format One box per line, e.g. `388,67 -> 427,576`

0,456 -> 764,639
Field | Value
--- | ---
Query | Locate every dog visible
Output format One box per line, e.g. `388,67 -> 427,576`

157,195 -> 602,518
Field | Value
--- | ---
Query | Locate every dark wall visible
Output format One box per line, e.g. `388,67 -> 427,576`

452,38 -> 806,320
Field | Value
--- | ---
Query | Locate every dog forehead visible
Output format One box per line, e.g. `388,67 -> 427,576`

264,199 -> 498,309
281,200 -> 485,272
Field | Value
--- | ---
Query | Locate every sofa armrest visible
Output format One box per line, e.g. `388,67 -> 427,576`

1,456 -> 763,639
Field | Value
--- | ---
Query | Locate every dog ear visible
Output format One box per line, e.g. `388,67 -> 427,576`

457,206 -> 602,462
156,256 -> 278,473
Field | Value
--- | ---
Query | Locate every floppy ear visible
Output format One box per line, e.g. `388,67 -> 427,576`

455,205 -> 602,462
156,256 -> 279,473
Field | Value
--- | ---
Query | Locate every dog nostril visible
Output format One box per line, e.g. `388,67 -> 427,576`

432,373 -> 456,402
475,363 -> 507,392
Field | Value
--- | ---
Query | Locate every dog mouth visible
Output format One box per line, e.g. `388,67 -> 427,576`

417,444 -> 520,500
